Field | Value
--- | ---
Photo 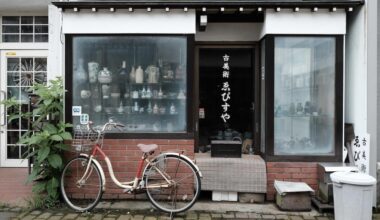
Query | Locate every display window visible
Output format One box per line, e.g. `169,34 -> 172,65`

68,36 -> 191,135
261,35 -> 343,161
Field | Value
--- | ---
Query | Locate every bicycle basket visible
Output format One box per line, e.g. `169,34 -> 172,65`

71,125 -> 104,153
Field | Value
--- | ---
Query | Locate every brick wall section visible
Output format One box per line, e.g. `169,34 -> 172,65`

266,162 -> 318,201
0,168 -> 32,206
67,139 -> 194,200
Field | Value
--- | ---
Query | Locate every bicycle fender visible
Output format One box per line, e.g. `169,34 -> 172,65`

79,153 -> 106,191
154,153 -> 203,178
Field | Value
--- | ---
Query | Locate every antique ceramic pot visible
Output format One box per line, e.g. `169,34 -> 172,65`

129,66 -> 136,83
88,62 -> 99,83
76,58 -> 88,84
145,65 -> 159,83
98,67 -> 112,84
135,66 -> 144,83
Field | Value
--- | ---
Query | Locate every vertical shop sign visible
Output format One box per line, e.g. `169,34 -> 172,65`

221,54 -> 231,123
351,134 -> 370,174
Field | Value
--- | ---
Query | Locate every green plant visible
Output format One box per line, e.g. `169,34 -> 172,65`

3,77 -> 72,208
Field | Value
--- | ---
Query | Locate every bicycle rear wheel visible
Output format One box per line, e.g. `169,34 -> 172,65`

144,155 -> 201,213
60,156 -> 103,212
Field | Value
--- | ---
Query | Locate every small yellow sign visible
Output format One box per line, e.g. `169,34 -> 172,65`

6,52 -> 16,56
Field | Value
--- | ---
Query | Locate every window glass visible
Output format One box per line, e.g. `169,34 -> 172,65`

1,16 -> 48,43
72,36 -> 187,133
274,37 -> 336,155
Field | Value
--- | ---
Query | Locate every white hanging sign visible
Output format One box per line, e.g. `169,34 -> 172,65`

351,134 -> 370,174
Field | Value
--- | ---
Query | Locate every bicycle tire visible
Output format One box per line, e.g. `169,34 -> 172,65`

60,156 -> 103,212
144,154 -> 201,213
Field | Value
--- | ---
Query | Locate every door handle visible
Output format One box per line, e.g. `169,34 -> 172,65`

0,90 -> 7,126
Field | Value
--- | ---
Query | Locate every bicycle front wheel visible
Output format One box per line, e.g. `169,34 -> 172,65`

60,156 -> 103,212
144,155 -> 201,213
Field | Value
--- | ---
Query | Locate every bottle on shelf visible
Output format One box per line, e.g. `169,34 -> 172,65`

135,66 -> 144,83
147,101 -> 153,114
170,103 -> 176,115
76,58 -> 88,85
119,61 -> 128,97
130,66 -> 136,83
133,101 -> 139,113
153,103 -> 159,114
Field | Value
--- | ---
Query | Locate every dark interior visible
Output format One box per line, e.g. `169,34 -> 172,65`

198,48 -> 254,151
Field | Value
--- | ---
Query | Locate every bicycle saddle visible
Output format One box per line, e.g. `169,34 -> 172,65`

137,144 -> 158,153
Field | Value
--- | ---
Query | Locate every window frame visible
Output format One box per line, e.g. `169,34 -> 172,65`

1,16 -> 48,43
65,34 -> 195,139
261,34 -> 343,162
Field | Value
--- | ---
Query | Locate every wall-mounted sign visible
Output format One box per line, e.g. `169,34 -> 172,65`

6,52 -> 16,56
72,106 -> 82,116
351,134 -> 370,174
220,54 -> 231,124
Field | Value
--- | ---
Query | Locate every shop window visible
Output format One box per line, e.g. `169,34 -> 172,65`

70,36 -> 188,134
260,35 -> 343,161
273,37 -> 337,156
1,16 -> 48,43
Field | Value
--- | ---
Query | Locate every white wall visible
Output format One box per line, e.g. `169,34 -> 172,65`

195,23 -> 263,42
62,9 -> 196,34
261,9 -> 346,37
346,1 -> 378,205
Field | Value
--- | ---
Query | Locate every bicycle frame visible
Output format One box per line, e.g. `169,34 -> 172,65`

77,143 -> 172,191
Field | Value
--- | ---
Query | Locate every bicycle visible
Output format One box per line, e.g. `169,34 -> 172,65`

60,120 -> 202,213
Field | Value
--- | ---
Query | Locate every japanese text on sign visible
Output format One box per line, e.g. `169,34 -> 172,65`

351,134 -> 370,174
221,54 -> 231,123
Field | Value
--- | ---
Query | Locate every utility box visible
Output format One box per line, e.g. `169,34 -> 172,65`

274,181 -> 314,211
317,163 -> 358,203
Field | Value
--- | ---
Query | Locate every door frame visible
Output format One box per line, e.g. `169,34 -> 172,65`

194,42 -> 260,152
0,49 -> 48,167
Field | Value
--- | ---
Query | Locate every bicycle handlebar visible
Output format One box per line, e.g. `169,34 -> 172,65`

87,120 -> 125,133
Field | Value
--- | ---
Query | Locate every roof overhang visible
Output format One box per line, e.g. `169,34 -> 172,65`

53,0 -> 364,10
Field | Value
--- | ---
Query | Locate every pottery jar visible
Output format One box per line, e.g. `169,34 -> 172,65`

129,66 -> 136,83
98,67 -> 112,84
88,62 -> 99,83
135,66 -> 144,83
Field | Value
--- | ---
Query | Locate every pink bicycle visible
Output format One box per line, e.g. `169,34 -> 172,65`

60,120 -> 202,213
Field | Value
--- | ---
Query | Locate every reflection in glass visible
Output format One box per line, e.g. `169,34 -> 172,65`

7,145 -> 19,159
274,37 -> 336,156
35,16 -> 48,24
72,36 -> 187,133
2,26 -> 19,33
21,25 -> 33,33
34,35 -> 48,42
2,35 -> 19,42
21,35 -> 33,43
21,16 -> 33,24
7,58 -> 19,71
7,131 -> 19,145
3,16 -> 19,24
34,25 -> 48,34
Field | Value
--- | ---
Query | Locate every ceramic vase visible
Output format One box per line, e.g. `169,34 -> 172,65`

135,66 -> 144,83
88,61 -> 99,83
129,66 -> 136,83
98,67 -> 112,84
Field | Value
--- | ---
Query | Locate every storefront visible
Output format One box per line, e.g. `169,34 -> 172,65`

2,0 -> 377,205
47,0 -> 361,201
